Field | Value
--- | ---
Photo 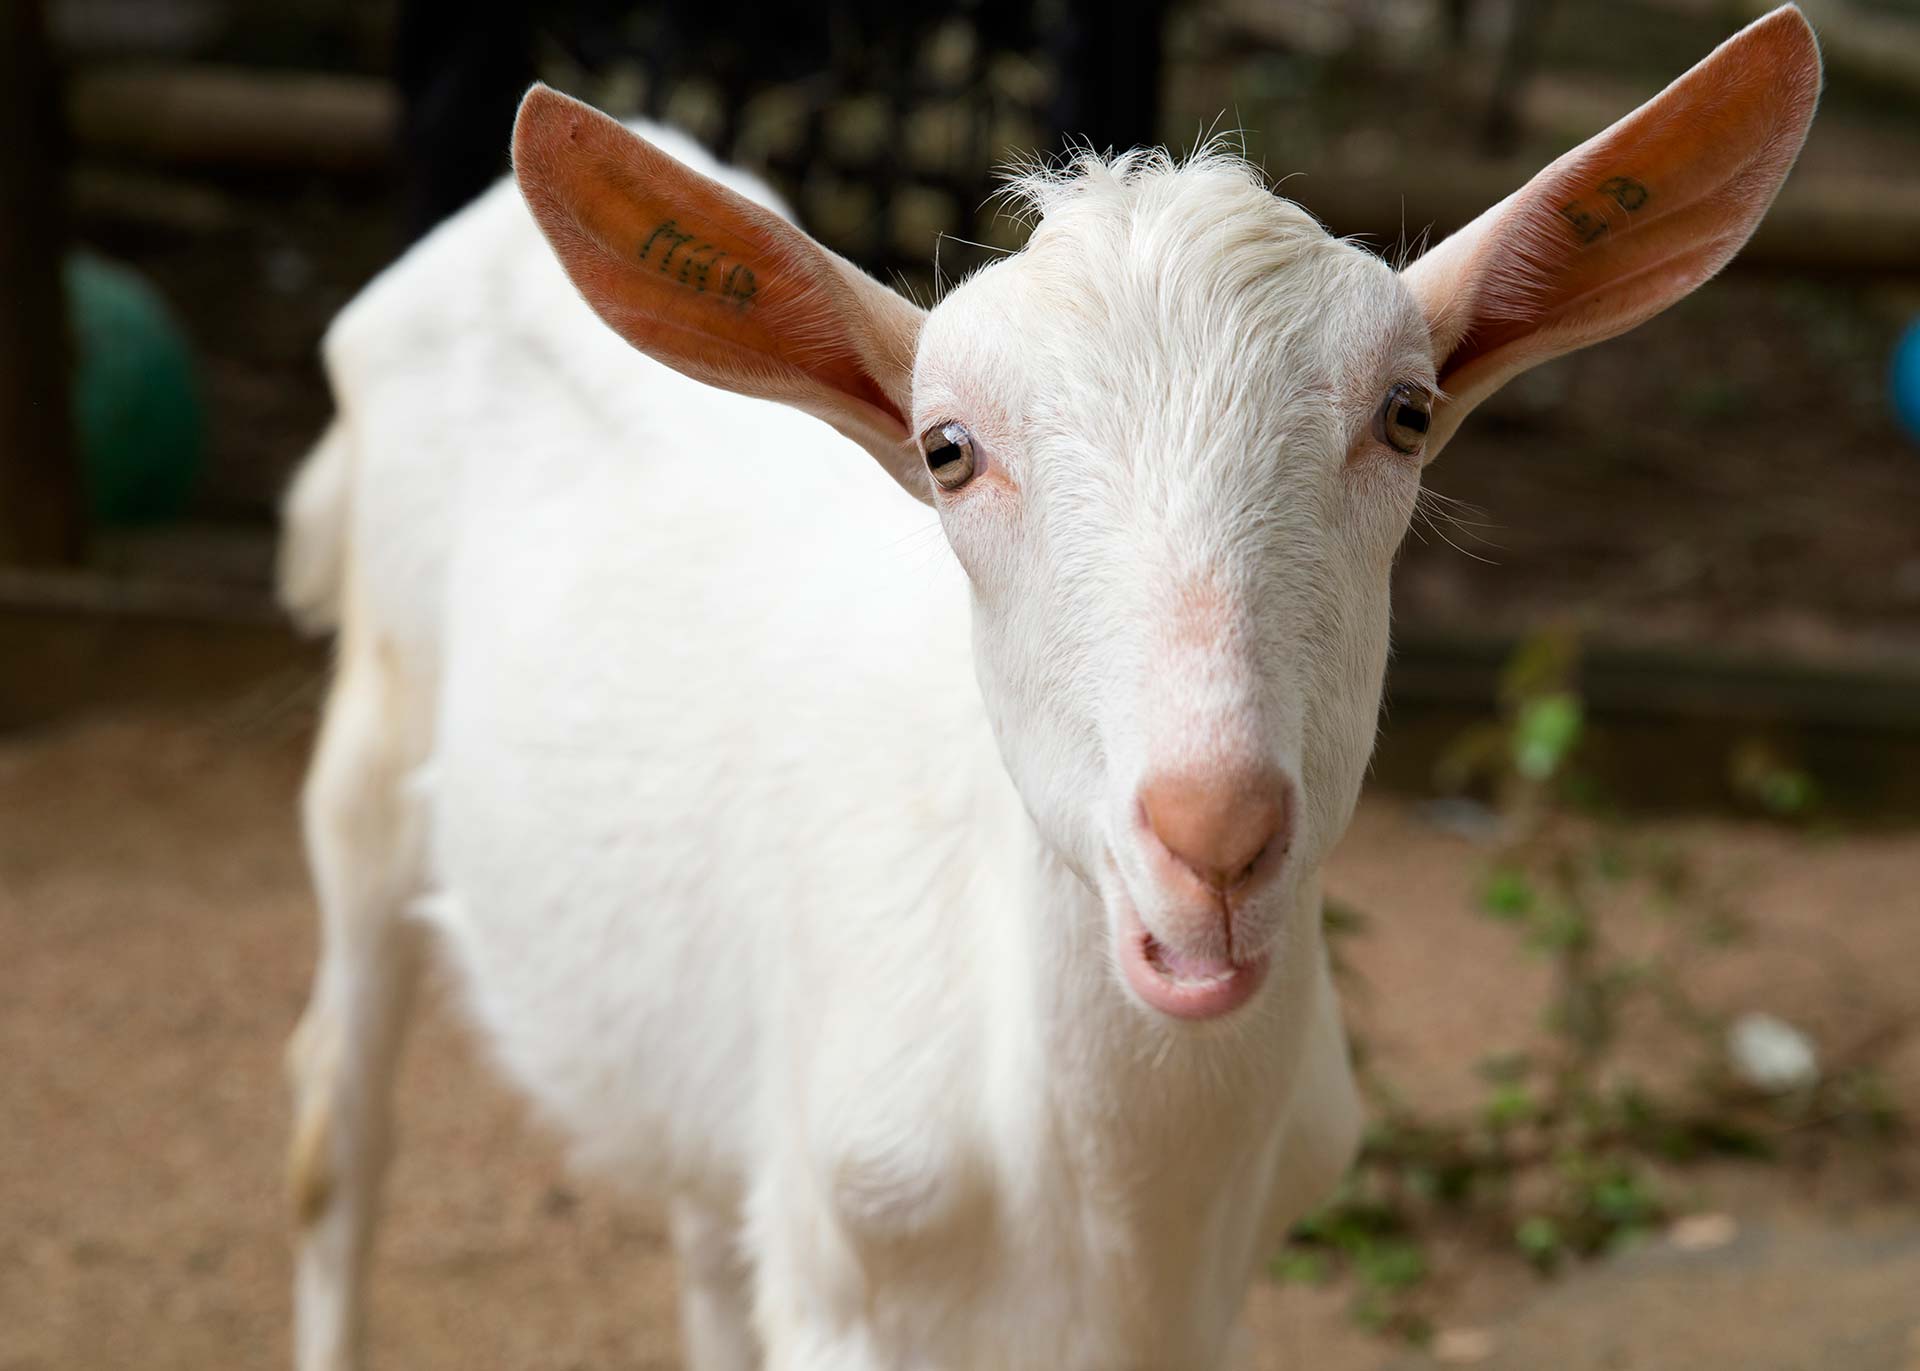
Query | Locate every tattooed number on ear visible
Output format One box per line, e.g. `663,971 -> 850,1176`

1557,176 -> 1652,246
638,219 -> 759,310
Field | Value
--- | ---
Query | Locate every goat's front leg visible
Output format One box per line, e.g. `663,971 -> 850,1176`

672,1197 -> 763,1371
755,1318 -> 890,1371
747,1190 -> 893,1371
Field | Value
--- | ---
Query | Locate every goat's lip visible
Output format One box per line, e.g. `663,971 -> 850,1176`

1115,898 -> 1269,1022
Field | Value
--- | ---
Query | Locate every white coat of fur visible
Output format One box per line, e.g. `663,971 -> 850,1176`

284,10 -> 1819,1360
287,128 -> 1379,1371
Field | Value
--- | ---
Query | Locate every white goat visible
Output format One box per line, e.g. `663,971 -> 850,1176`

282,10 -> 1820,1368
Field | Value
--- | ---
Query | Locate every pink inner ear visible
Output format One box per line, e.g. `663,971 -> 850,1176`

513,85 -> 924,456
1412,4 -> 1821,424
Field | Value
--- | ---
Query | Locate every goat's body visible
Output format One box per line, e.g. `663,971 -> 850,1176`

288,9 -> 1824,1364
288,126 -> 1358,1371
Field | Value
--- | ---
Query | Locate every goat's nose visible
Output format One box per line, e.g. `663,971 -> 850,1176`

1139,768 -> 1290,895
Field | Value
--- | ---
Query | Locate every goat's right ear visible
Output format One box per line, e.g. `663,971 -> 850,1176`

513,85 -> 930,499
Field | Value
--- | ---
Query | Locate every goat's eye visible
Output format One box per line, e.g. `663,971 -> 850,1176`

1377,384 -> 1433,455
921,420 -> 978,491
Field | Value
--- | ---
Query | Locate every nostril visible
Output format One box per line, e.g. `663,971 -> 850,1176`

1139,768 -> 1292,895
1220,839 -> 1270,892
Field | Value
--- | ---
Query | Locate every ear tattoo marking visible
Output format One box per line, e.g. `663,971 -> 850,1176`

640,218 -> 696,267
1598,176 -> 1650,211
718,261 -> 757,310
638,219 -> 759,310
1557,176 -> 1652,245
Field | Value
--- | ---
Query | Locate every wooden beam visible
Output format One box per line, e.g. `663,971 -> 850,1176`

67,65 -> 396,174
0,0 -> 82,565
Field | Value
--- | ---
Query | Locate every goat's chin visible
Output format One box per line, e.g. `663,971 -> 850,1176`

1111,895 -> 1272,1023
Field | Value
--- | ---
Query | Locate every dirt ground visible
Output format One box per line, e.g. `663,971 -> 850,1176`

18,7 -> 1920,1364
3,694 -> 1917,1370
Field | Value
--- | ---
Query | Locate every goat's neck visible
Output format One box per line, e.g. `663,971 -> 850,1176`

953,792 -> 1323,1349
979,778 -> 1321,1186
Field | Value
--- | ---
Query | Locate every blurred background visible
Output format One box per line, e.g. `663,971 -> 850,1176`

3,1 -> 1918,1368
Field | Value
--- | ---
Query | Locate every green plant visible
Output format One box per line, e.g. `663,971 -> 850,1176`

1281,628 -> 1904,1338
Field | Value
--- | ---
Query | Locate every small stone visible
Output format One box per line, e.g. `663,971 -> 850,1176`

1728,1012 -> 1819,1093
1668,1211 -> 1737,1252
1432,1327 -> 1495,1364
1417,796 -> 1504,844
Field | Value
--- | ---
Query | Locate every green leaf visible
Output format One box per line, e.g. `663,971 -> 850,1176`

1475,1051 -> 1533,1084
1512,693 -> 1585,781
1516,1215 -> 1563,1268
1270,1249 -> 1330,1285
1484,1082 -> 1536,1127
1589,1170 -> 1660,1228
1356,1239 -> 1428,1292
1759,768 -> 1816,816
1526,903 -> 1590,953
1482,867 -> 1536,919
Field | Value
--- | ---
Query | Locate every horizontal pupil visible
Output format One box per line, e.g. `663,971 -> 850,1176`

927,443 -> 963,468
1396,405 -> 1430,433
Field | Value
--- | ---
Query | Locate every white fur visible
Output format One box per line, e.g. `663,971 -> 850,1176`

281,52 -> 1808,1352
286,11 -> 1821,1362
284,128 -> 1390,1369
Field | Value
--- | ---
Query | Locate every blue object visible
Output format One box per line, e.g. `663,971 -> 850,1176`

1893,317 -> 1920,446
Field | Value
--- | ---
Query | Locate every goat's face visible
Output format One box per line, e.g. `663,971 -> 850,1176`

915,157 -> 1429,1019
516,4 -> 1819,1024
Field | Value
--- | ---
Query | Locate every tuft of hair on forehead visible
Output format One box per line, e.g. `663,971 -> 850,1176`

988,138 -> 1375,339
999,139 -> 1333,253
972,139 -> 1410,445
1000,135 -> 1260,213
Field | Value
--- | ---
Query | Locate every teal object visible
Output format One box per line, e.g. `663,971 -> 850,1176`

1895,318 -> 1920,446
65,252 -> 203,525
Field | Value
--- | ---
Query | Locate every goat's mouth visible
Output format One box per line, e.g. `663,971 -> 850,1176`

1115,899 -> 1269,1022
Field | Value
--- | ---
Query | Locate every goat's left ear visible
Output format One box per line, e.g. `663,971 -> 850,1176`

1403,4 -> 1821,459
513,85 -> 929,498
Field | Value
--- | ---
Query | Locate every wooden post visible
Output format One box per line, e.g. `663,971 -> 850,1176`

0,0 -> 83,565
